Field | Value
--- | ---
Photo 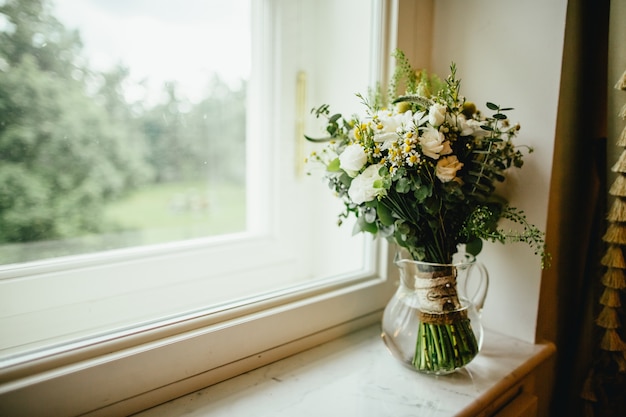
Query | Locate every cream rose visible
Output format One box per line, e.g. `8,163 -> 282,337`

348,164 -> 385,204
436,155 -> 464,182
339,143 -> 368,176
419,126 -> 446,159
440,140 -> 453,156
428,103 -> 447,127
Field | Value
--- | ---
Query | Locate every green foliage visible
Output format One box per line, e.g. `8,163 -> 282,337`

0,164 -> 52,241
388,50 -> 419,101
0,7 -> 152,242
0,0 -> 247,246
142,76 -> 246,184
388,50 -> 445,103
461,205 -> 549,268
0,0 -> 80,75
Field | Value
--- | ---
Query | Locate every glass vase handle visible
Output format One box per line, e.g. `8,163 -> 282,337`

461,260 -> 489,312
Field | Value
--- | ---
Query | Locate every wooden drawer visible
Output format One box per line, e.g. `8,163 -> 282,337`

495,391 -> 538,417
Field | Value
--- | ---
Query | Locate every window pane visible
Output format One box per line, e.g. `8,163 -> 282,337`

0,0 -> 379,368
0,0 -> 249,264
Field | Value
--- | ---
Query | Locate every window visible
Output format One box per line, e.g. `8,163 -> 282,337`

0,0 -> 252,265
0,0 -> 397,415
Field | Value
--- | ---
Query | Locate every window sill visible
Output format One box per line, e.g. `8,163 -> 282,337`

135,324 -> 556,417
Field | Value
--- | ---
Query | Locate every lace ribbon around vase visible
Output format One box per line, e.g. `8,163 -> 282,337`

381,251 -> 489,374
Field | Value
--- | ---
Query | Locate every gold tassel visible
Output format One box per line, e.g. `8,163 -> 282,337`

580,372 -> 598,402
607,198 -> 626,220
602,267 -> 626,289
596,306 -> 621,329
602,223 -> 626,245
600,329 -> 626,351
614,352 -> 626,372
600,287 -> 623,307
601,247 -> 626,269
620,103 -> 626,120
609,175 -> 626,197
618,126 -> 626,147
611,150 -> 626,173
616,69 -> 626,90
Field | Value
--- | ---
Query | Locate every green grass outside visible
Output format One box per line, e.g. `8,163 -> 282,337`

104,180 -> 246,233
0,181 -> 246,264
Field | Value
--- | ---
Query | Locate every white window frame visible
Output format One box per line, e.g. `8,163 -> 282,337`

0,1 -> 400,415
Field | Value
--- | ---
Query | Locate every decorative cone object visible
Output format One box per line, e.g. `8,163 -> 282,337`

582,69 -> 626,415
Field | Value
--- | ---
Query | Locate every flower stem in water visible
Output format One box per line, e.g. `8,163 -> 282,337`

412,318 -> 479,373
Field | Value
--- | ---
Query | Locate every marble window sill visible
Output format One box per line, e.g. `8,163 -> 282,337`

136,324 -> 555,417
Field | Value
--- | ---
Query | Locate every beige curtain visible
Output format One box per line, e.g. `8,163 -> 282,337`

538,0 -> 626,416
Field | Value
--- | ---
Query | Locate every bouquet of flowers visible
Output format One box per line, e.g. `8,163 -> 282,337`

305,50 -> 548,372
306,50 -> 547,266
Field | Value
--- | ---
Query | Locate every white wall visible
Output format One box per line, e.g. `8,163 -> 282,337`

427,0 -> 568,343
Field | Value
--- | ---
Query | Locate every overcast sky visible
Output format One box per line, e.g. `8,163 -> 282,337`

52,0 -> 251,103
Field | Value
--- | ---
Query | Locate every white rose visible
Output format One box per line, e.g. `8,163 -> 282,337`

374,109 -> 413,133
457,116 -> 489,137
413,110 -> 427,126
373,132 -> 398,150
348,164 -> 385,204
419,126 -> 446,159
339,143 -> 368,176
436,155 -> 464,182
428,103 -> 447,127
373,110 -> 414,147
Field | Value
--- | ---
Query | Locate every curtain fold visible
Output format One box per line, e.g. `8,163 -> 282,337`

538,0 -> 626,416
537,0 -> 610,415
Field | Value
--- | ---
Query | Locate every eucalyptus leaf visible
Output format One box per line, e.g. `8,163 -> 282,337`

304,135 -> 335,143
328,113 -> 342,123
396,177 -> 411,193
414,184 -> 432,201
339,172 -> 352,187
377,203 -> 395,226
492,172 -> 505,182
468,181 -> 495,193
465,238 -> 483,256
356,216 -> 378,234
327,158 -> 341,172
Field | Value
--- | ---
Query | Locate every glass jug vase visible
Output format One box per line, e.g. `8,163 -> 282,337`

381,251 -> 489,374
